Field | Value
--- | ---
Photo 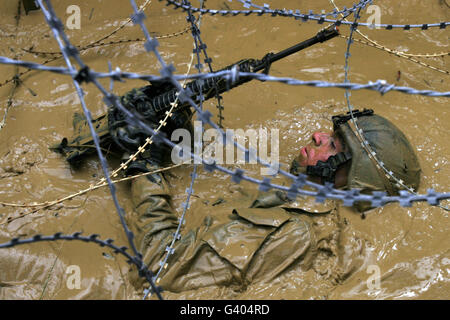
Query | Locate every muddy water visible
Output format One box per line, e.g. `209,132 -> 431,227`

0,0 -> 448,300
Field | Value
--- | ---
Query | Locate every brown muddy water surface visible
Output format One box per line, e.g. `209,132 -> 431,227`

0,0 -> 449,299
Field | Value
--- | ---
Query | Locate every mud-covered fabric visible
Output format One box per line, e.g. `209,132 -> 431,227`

127,174 -> 366,294
335,114 -> 421,211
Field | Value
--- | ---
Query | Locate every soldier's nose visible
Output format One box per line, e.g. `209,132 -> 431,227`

311,132 -> 336,150
312,132 -> 322,146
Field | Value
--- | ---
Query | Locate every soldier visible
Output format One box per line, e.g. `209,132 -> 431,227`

106,86 -> 421,295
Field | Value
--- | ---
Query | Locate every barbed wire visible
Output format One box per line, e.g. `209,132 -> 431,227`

0,232 -> 128,256
17,0 -> 448,74
340,3 -> 450,212
20,0 -> 193,58
0,15 -> 450,206
143,0 -> 206,299
21,32 -> 191,58
71,0 -> 152,53
0,0 -> 449,300
186,1 -> 226,127
0,7 -> 198,235
0,4 -> 205,227
326,0 -> 449,75
342,33 -> 450,60
0,7 -> 191,92
0,0 -> 191,92
0,231 -> 162,299
122,0 -> 450,209
0,1 -> 449,208
0,160 -> 187,225
29,0 -> 162,299
0,55 -> 59,89
0,1 -> 22,132
0,10 -> 196,201
339,35 -> 449,75
0,0 -> 448,91
236,0 -> 370,17
164,0 -> 450,30
147,1 -> 349,297
2,55 -> 450,97
3,0 -> 209,299
0,0 -> 149,91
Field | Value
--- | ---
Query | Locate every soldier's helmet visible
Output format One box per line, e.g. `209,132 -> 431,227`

333,109 -> 421,196
293,109 -> 421,210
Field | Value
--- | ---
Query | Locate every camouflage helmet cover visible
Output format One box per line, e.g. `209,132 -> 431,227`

335,112 -> 421,196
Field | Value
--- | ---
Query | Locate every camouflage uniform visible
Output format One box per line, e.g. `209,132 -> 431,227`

127,173 -> 364,293
125,110 -> 421,294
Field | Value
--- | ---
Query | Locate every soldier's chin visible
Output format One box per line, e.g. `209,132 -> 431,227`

289,157 -> 307,176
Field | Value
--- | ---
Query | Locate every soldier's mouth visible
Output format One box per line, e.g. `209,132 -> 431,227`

301,146 -> 308,159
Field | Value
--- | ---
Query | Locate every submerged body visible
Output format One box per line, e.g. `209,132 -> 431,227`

128,172 -> 367,294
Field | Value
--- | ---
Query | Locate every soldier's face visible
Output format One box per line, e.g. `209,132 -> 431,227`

296,131 -> 344,167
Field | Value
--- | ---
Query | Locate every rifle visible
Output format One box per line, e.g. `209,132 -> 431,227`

51,27 -> 339,164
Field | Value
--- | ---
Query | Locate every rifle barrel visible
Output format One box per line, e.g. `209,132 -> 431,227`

253,27 -> 339,72
151,27 -> 339,113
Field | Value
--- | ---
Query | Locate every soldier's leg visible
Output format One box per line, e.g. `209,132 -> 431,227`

127,172 -> 178,288
129,173 -> 177,260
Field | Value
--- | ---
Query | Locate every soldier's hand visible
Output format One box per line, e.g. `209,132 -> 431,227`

108,83 -> 193,172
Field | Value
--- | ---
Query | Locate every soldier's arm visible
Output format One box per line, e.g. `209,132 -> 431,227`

128,174 -> 243,292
